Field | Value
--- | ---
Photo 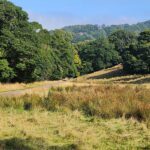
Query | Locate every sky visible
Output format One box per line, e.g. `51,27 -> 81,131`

10,0 -> 150,30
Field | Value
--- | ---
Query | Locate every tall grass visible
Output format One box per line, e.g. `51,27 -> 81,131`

47,85 -> 150,122
0,84 -> 149,123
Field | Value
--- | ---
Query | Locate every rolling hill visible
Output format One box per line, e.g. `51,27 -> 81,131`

63,20 -> 150,43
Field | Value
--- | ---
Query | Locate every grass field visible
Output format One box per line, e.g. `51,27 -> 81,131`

0,65 -> 150,149
0,109 -> 149,150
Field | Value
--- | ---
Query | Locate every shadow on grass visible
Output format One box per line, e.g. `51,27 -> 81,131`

0,138 -> 33,150
0,137 -> 78,150
87,69 -> 125,80
114,76 -> 141,82
130,77 -> 150,84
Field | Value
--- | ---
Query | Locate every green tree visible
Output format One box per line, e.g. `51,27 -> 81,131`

50,30 -> 78,79
138,30 -> 150,44
122,30 -> 150,74
77,38 -> 121,74
0,59 -> 14,82
0,1 -> 40,82
109,30 -> 137,54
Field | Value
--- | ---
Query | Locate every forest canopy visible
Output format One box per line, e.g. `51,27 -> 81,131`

0,1 -> 79,82
0,1 -> 149,83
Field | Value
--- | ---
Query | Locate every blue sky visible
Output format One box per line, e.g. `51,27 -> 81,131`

10,0 -> 150,30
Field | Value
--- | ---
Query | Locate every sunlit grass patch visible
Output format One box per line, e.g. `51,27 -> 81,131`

0,109 -> 149,150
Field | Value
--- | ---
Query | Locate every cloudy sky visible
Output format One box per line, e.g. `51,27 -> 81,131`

10,0 -> 150,30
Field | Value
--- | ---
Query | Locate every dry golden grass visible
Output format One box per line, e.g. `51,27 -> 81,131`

76,64 -> 150,87
78,64 -> 124,80
48,85 -> 150,124
0,83 -> 26,92
0,109 -> 149,150
0,84 -> 149,124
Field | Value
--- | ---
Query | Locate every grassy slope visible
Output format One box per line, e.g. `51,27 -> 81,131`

77,64 -> 150,85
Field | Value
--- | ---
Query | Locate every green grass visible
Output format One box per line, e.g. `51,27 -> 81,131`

0,109 -> 149,150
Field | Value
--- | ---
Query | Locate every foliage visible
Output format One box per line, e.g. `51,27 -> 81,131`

0,59 -> 14,82
108,30 -> 137,54
77,38 -> 121,74
122,30 -> 150,74
0,1 -> 40,82
0,1 -> 79,82
49,30 -> 79,79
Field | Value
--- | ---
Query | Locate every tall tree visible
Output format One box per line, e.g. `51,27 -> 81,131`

49,30 -> 78,79
0,1 -> 40,82
122,30 -> 150,74
77,38 -> 121,74
109,30 -> 137,54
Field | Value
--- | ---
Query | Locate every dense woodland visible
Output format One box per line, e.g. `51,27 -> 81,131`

0,1 -> 150,82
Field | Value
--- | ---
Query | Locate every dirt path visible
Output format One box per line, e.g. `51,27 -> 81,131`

0,81 -> 66,97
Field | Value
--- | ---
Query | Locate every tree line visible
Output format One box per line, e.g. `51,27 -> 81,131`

63,21 -> 150,43
77,30 -> 150,75
0,1 -> 149,83
0,1 -> 80,82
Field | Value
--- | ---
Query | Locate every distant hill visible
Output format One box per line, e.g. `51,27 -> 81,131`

63,20 -> 150,43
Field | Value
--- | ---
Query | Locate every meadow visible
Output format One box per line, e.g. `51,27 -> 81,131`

0,1 -> 149,149
0,66 -> 150,150
0,109 -> 149,150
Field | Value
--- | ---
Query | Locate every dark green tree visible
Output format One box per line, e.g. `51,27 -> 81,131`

32,28 -> 55,80
122,30 -> 150,74
77,38 -> 121,74
109,30 -> 137,54
0,59 -> 14,82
